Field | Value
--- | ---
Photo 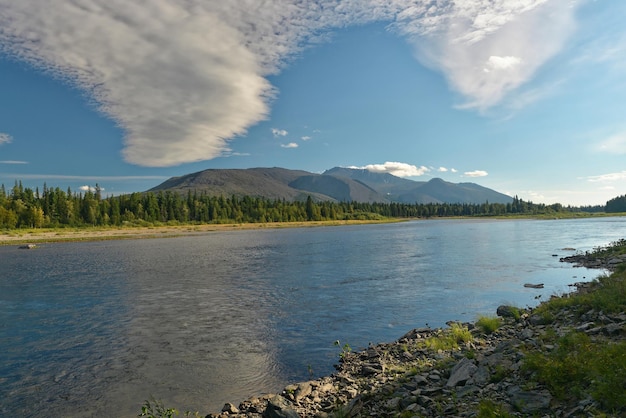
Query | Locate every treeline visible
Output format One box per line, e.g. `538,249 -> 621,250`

0,181 -> 603,229
606,194 -> 626,213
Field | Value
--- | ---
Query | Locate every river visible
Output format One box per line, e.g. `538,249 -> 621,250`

1,217 -> 624,416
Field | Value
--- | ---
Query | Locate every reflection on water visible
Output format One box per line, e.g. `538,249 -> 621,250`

1,217 -> 625,416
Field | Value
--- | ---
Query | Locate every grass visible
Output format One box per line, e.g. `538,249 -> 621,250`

523,332 -> 626,410
475,316 -> 502,334
522,238 -> 626,413
138,398 -> 201,418
420,323 -> 473,352
476,399 -> 514,418
534,272 -> 626,319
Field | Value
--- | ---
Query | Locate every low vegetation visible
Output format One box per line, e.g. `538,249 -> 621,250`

522,238 -> 626,412
475,315 -> 502,334
419,323 -> 473,351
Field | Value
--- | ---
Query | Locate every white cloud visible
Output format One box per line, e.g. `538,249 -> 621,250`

464,170 -> 488,177
395,0 -> 578,109
437,167 -> 448,172
281,142 -> 298,148
0,160 -> 27,164
301,136 -> 312,141
0,133 -> 12,145
596,132 -> 626,155
79,185 -> 104,192
272,128 -> 288,138
484,55 -> 521,72
361,161 -> 429,177
2,173 -> 166,181
0,1 -> 581,165
586,171 -> 626,183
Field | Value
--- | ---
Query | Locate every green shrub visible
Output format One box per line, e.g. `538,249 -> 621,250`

476,399 -> 514,418
523,332 -> 626,410
476,316 -> 502,334
421,323 -> 473,352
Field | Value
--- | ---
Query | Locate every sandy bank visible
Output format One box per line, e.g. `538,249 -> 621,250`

0,220 -> 401,246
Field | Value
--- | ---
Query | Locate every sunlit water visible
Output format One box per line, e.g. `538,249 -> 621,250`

1,217 -> 625,416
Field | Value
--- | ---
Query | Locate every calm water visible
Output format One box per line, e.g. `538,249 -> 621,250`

1,217 -> 625,416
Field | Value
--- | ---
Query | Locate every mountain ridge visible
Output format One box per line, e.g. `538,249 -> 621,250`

148,167 -> 513,204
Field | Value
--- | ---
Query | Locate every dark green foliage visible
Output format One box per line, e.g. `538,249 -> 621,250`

606,194 -> 626,213
0,181 -> 607,229
524,332 -> 626,410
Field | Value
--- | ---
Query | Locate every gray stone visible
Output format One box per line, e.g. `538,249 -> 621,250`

293,382 -> 312,402
471,365 -> 491,385
497,305 -> 519,318
507,387 -> 552,413
263,395 -> 300,418
603,323 -> 624,335
446,357 -> 477,387
222,403 -> 239,413
519,328 -> 534,340
345,396 -> 363,417
529,314 -> 549,326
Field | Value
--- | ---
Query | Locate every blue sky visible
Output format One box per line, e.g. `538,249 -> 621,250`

0,0 -> 625,206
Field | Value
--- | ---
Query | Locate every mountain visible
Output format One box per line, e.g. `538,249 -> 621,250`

322,167 -> 513,204
149,167 -> 513,204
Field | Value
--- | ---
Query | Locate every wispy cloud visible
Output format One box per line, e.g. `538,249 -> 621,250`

359,161 -> 429,177
395,1 -> 578,110
0,160 -> 28,164
280,142 -> 299,149
586,171 -> 626,183
0,133 -> 12,145
464,170 -> 488,177
0,173 -> 167,181
595,132 -> 626,155
301,136 -> 311,141
0,1 -> 581,166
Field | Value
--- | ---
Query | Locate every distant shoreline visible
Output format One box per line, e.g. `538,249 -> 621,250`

0,219 -> 404,246
2,213 -> 622,247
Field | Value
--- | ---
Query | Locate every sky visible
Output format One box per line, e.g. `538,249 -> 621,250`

0,0 -> 625,206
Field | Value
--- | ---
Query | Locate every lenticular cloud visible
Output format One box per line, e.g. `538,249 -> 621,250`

0,0 -> 579,166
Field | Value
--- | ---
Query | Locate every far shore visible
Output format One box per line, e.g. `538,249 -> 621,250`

2,213 -> 621,246
0,219 -> 405,246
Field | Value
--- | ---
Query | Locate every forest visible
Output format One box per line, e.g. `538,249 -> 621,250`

0,181 -> 606,229
606,194 -> 626,213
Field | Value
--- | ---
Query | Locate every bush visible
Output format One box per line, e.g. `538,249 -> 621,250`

476,316 -> 502,334
421,323 -> 473,352
523,332 -> 626,410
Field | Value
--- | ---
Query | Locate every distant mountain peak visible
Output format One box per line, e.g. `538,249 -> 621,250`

149,166 -> 513,204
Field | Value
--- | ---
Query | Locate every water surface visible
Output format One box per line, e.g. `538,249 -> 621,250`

1,217 -> 624,416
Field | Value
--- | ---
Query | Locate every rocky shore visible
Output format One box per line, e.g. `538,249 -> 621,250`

206,251 -> 625,418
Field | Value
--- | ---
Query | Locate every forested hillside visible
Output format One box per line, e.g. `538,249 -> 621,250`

0,181 -> 601,229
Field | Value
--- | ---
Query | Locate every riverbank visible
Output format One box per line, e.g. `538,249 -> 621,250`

200,248 -> 626,418
0,219 -> 402,246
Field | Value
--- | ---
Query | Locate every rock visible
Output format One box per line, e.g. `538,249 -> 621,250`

519,328 -> 534,340
524,283 -> 544,288
496,305 -> 519,318
528,314 -> 549,325
603,323 -> 624,335
294,382 -> 313,402
221,403 -> 239,414
263,395 -> 300,418
508,387 -> 552,413
446,357 -> 477,387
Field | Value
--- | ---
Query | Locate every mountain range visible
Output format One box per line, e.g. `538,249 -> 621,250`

149,167 -> 513,204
